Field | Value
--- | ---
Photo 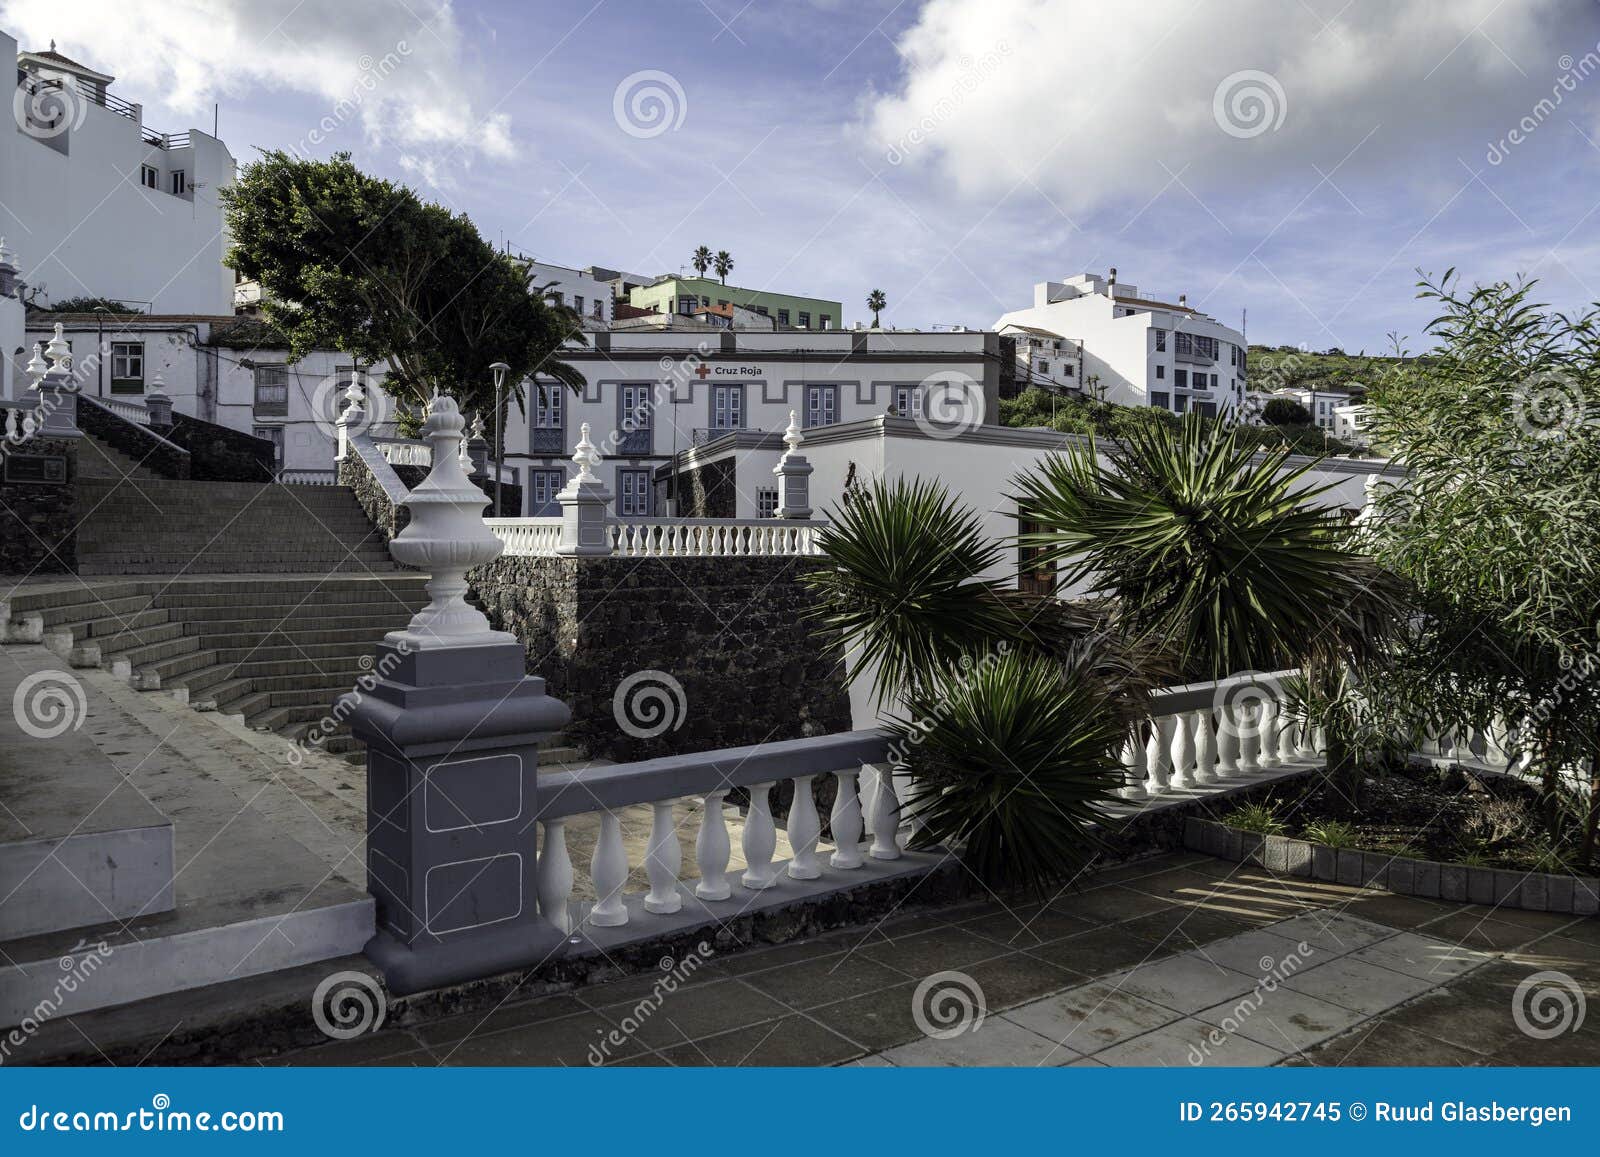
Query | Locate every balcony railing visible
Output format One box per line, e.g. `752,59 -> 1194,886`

487,515 -> 827,558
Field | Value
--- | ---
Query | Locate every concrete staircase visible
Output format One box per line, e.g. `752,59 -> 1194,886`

76,429 -> 164,481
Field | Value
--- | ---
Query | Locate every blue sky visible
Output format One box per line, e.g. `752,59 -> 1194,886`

11,0 -> 1600,350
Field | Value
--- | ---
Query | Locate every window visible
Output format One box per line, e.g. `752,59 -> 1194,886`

253,364 -> 289,417
528,468 -> 565,515
592,299 -> 604,319
140,164 -> 158,189
711,384 -> 744,431
1037,360 -> 1050,374
253,426 -> 284,466
1210,373 -> 1219,388
1174,394 -> 1189,414
777,309 -> 790,326
757,488 -> 779,518
718,299 -> 729,308
1174,369 -> 1188,388
892,384 -> 923,419
618,468 -> 652,517
1062,363 -> 1074,377
574,295 -> 584,315
678,296 -> 696,315
820,314 -> 832,329
170,170 -> 186,195
1150,391 -> 1170,410
531,385 -> 564,453
110,342 -> 145,394
618,383 -> 653,454
1017,513 -> 1057,597
798,311 -> 810,328
1155,365 -> 1165,380
1154,329 -> 1166,351
805,384 -> 838,429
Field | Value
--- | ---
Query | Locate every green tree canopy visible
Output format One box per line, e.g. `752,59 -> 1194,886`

221,151 -> 583,416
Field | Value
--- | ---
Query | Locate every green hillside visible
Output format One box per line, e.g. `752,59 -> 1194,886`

1247,344 -> 1414,396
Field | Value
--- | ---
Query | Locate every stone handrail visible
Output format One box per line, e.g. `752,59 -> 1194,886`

1122,668 -> 1322,799
337,430 -> 415,543
609,517 -> 826,557
97,395 -> 150,426
484,517 -> 562,555
535,729 -> 900,933
76,394 -> 190,479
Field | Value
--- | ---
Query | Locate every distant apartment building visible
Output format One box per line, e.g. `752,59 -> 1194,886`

628,275 -> 843,331
994,270 -> 1247,416
519,259 -> 613,327
3,33 -> 235,315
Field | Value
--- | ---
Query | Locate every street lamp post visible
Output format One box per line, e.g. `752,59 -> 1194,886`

92,306 -> 109,397
490,361 -> 510,515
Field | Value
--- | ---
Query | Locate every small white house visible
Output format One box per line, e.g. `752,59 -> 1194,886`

995,270 -> 1248,416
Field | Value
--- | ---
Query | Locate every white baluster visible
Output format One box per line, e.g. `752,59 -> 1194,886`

859,764 -> 880,836
830,768 -> 865,868
643,799 -> 683,914
589,810 -> 629,927
741,782 -> 777,888
538,817 -> 573,935
1145,715 -> 1174,793
1297,718 -> 1319,759
695,790 -> 732,900
1239,702 -> 1261,774
1277,700 -> 1299,762
868,763 -> 901,859
786,776 -> 821,879
1121,730 -> 1149,800
1171,711 -> 1197,789
1215,710 -> 1240,777
1192,709 -> 1217,785
1258,697 -> 1281,767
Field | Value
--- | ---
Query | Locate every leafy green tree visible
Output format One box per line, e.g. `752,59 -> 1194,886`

691,245 -> 712,277
713,250 -> 733,284
221,151 -> 584,423
40,296 -> 140,314
1361,273 -> 1600,862
866,288 -> 887,327
1262,397 -> 1311,425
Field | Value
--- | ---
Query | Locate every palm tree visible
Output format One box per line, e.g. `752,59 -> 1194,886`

691,245 -> 712,277
713,250 -> 733,284
867,288 -> 887,328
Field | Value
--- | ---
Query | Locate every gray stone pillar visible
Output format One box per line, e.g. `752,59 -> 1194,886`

144,374 -> 173,430
773,410 -> 813,519
345,392 -> 571,995
29,325 -> 80,440
557,421 -> 613,556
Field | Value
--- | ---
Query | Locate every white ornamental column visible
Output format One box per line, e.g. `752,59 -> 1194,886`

772,410 -> 814,519
556,423 -> 613,555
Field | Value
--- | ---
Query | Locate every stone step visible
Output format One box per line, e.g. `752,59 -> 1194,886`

109,632 -> 204,669
91,620 -> 189,656
53,607 -> 173,642
167,599 -> 423,624
184,624 -> 408,651
151,588 -> 426,610
32,593 -> 159,627
76,433 -> 164,482
79,557 -> 397,576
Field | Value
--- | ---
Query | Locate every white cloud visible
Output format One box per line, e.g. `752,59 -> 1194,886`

1,0 -> 515,175
859,0 -> 1586,213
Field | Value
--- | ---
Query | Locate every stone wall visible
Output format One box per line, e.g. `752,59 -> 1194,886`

0,435 -> 77,574
675,459 -> 737,518
471,555 -> 852,761
76,397 -> 189,478
167,413 -> 276,482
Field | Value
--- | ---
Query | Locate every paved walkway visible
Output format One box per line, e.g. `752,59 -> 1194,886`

276,852 -> 1600,1067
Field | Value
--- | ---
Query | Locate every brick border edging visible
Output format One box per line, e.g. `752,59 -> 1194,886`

1183,816 -> 1600,916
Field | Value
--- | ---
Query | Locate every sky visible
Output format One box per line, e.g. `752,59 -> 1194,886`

8,0 -> 1600,351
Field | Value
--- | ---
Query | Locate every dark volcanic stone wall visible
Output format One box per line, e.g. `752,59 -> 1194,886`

0,435 -> 77,574
471,555 -> 852,761
675,459 -> 737,518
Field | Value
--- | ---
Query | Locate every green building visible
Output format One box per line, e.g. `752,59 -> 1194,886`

627,276 -> 844,330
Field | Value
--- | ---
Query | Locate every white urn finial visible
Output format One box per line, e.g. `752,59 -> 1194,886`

782,409 -> 803,457
0,237 -> 12,266
24,343 -> 47,386
383,392 -> 516,651
573,421 -> 600,483
45,323 -> 71,371
338,375 -> 367,425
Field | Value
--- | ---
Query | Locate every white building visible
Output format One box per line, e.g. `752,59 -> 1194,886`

995,270 -> 1247,416
1004,326 -> 1085,395
505,327 -> 1002,517
519,260 -> 613,327
1285,387 -> 1355,431
23,313 -> 396,478
3,34 -> 235,315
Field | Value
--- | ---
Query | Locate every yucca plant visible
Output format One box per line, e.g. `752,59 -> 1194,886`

1302,819 -> 1359,848
891,647 -> 1137,893
1226,802 -> 1288,835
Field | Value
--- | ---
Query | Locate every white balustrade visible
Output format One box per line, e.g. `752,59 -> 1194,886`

643,800 -> 683,914
867,763 -> 901,860
537,817 -> 573,935
99,395 -> 150,426
1171,711 -> 1198,789
589,810 -> 629,927
375,439 -> 432,467
785,776 -> 821,879
694,790 -> 732,900
741,782 -> 778,889
485,517 -> 563,556
829,769 -> 865,868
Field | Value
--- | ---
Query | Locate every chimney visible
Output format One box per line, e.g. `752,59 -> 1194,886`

1106,267 -> 1117,297
1178,293 -> 1188,309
